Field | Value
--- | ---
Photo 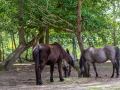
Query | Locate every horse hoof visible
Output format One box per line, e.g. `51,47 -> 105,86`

95,75 -> 100,78
78,75 -> 82,78
78,74 -> 82,77
116,74 -> 119,78
87,75 -> 90,78
110,76 -> 113,78
38,80 -> 43,85
116,75 -> 119,78
65,75 -> 67,78
60,78 -> 64,82
50,79 -> 54,82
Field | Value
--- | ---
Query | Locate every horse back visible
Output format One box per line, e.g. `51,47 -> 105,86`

104,46 -> 118,59
48,44 -> 61,60
84,46 -> 118,63
34,44 -> 51,61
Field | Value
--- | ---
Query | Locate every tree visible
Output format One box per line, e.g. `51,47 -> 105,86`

0,0 -> 119,71
0,0 -> 49,70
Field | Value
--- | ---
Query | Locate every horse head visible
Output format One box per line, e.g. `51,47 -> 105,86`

66,49 -> 74,67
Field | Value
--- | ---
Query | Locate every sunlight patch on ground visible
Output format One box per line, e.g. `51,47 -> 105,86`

13,62 -> 34,65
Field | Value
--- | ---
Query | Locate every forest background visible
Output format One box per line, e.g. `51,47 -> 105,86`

0,0 -> 120,70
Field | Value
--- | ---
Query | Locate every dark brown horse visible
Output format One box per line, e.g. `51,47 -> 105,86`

79,46 -> 119,78
33,42 -> 74,85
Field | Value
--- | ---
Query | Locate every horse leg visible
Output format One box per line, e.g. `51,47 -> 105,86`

115,62 -> 119,78
115,46 -> 119,78
63,66 -> 67,77
87,62 -> 90,77
38,62 -> 46,85
92,63 -> 98,78
65,66 -> 68,77
50,64 -> 54,82
68,65 -> 71,77
35,66 -> 39,85
58,60 -> 64,81
111,61 -> 115,78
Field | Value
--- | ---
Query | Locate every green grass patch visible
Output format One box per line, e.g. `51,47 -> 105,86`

88,88 -> 102,90
18,71 -> 26,73
0,71 -> 3,73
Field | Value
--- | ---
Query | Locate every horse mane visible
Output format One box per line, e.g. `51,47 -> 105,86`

53,42 -> 66,56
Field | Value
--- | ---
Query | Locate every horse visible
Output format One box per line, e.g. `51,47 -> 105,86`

78,46 -> 119,78
62,49 -> 75,77
33,42 -> 74,85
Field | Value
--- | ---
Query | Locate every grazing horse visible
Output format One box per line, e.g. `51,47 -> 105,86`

78,46 -> 119,78
33,42 -> 74,85
63,49 -> 75,77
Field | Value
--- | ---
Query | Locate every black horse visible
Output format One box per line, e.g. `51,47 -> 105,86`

79,46 -> 119,78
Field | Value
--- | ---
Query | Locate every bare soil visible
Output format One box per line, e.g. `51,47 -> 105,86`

0,62 -> 120,90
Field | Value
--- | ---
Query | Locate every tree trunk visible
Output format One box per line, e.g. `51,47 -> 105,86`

18,2 -> 25,45
39,27 -> 44,44
2,45 -> 27,69
46,26 -> 49,44
113,1 -> 116,46
0,50 -> 1,62
39,34 -> 44,44
0,27 -> 48,70
0,32 -> 2,62
76,0 -> 87,76
113,28 -> 116,46
76,0 -> 85,53
18,1 -> 25,63
25,35 -> 28,60
0,2 -> 49,70
11,35 -> 14,51
2,41 -> 4,61
13,34 -> 16,49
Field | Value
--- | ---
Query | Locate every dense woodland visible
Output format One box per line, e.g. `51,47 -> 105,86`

0,0 -> 120,70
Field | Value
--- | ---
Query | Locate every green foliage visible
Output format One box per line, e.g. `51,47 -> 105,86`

0,0 -> 120,61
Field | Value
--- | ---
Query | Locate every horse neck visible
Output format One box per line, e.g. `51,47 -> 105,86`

53,42 -> 71,61
62,52 -> 71,62
69,52 -> 75,61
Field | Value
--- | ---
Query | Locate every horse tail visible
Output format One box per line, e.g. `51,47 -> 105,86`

78,50 -> 85,77
33,45 -> 40,84
115,46 -> 119,69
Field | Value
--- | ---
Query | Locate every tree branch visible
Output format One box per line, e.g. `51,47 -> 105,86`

80,18 -> 88,22
48,23 -> 75,33
27,26 -> 49,47
26,12 -> 75,33
81,0 -> 84,3
28,0 -> 77,29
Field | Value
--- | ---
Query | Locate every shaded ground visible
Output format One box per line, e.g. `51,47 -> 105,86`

0,62 -> 120,90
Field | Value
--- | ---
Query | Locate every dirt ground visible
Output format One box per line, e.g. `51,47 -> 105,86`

1,62 -> 120,90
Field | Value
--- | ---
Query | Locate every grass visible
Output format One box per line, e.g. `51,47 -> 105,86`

0,71 -> 3,73
43,77 -> 92,85
18,71 -> 27,73
88,88 -> 102,90
14,62 -> 34,65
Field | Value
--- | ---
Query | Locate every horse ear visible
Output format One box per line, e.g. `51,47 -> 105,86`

47,47 -> 51,55
66,49 -> 69,54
